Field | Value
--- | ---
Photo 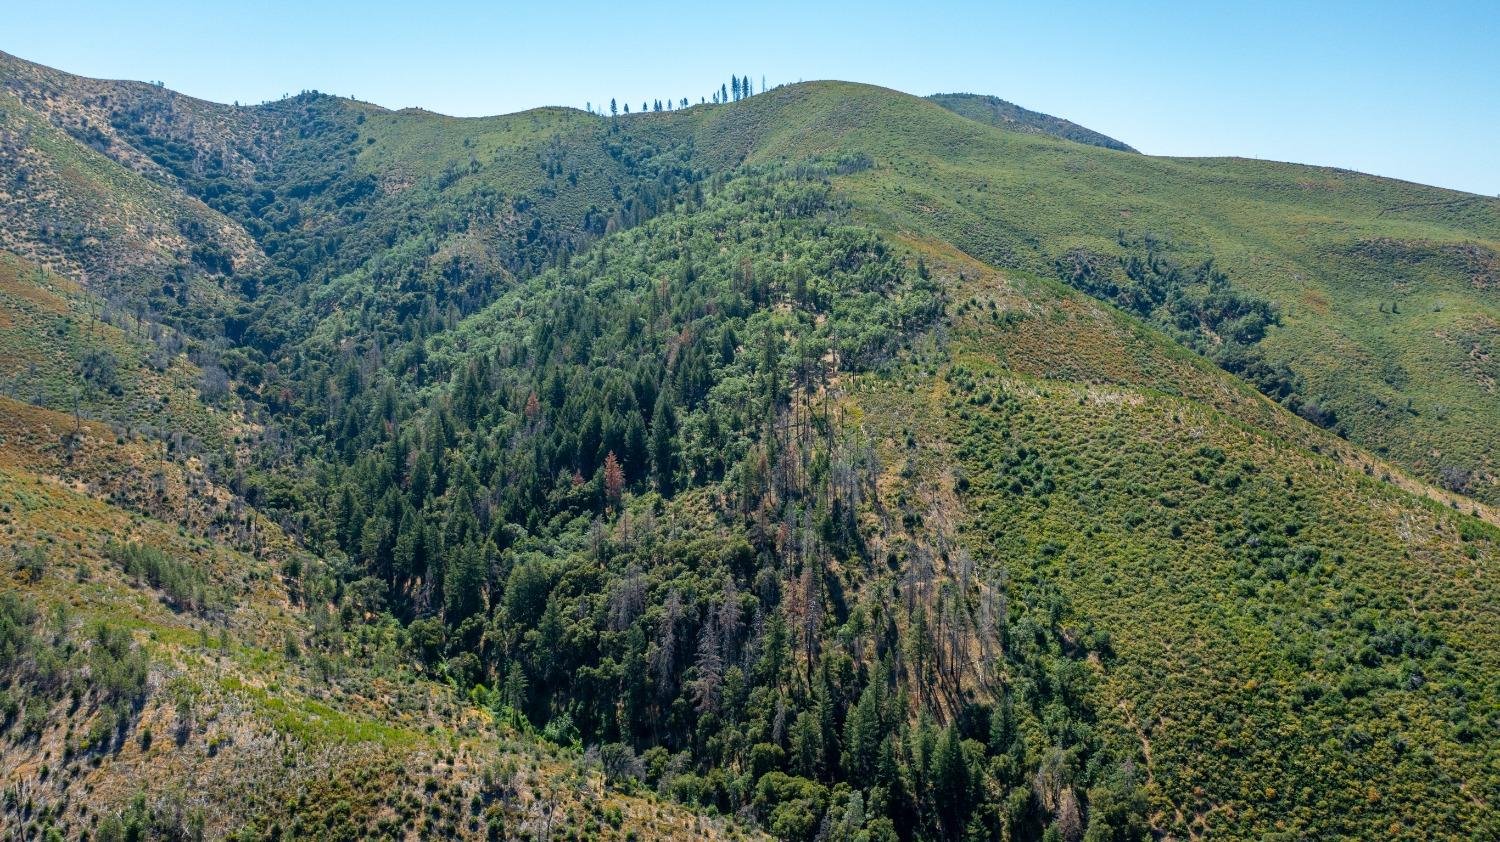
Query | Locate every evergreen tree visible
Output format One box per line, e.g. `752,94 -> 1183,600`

443,541 -> 486,623
790,710 -> 823,778
624,412 -> 648,483
843,679 -> 883,779
932,725 -> 969,836
650,393 -> 678,495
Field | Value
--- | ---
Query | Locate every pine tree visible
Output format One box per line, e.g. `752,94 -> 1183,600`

502,661 -> 530,720
932,725 -> 969,839
578,409 -> 603,475
908,602 -> 934,704
843,680 -> 883,779
444,541 -> 486,623
624,412 -> 648,482
988,691 -> 1015,756
393,509 -> 423,582
650,394 -> 677,495
790,710 -> 822,778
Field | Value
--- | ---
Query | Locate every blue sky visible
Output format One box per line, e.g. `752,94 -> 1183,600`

8,0 -> 1498,194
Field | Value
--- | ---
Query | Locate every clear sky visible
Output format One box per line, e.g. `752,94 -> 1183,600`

7,0 -> 1498,194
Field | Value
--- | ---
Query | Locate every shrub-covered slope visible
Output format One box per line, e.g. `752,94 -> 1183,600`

0,83 -> 257,331
855,241 -> 1500,838
0,252 -> 239,453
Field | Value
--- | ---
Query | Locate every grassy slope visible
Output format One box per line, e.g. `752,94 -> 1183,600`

0,400 -> 760,841
0,250 -> 238,453
0,81 -> 256,313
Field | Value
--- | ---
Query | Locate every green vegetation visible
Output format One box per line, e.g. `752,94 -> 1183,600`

0,592 -> 149,752
1053,235 -> 1322,426
763,83 -> 1500,503
0,79 -> 251,332
0,406 -> 749,841
104,539 -> 213,613
939,367 -> 1500,838
2,49 -> 1499,840
0,252 -> 233,450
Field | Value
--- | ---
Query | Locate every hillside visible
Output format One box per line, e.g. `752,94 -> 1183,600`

7,53 -> 1496,508
0,58 -> 262,337
1,50 -> 1499,841
658,81 -> 1500,506
858,242 -> 1500,838
0,252 -> 239,456
0,398 -> 759,841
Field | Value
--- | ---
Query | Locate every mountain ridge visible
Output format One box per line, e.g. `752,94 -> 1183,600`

926,92 -> 1137,152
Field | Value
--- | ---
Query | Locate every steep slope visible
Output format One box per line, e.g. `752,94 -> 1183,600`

853,242 -> 1500,838
0,251 -> 238,455
0,53 -> 262,335
0,399 -> 758,841
927,93 -> 1136,152
0,48 -> 694,353
658,81 -> 1500,506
